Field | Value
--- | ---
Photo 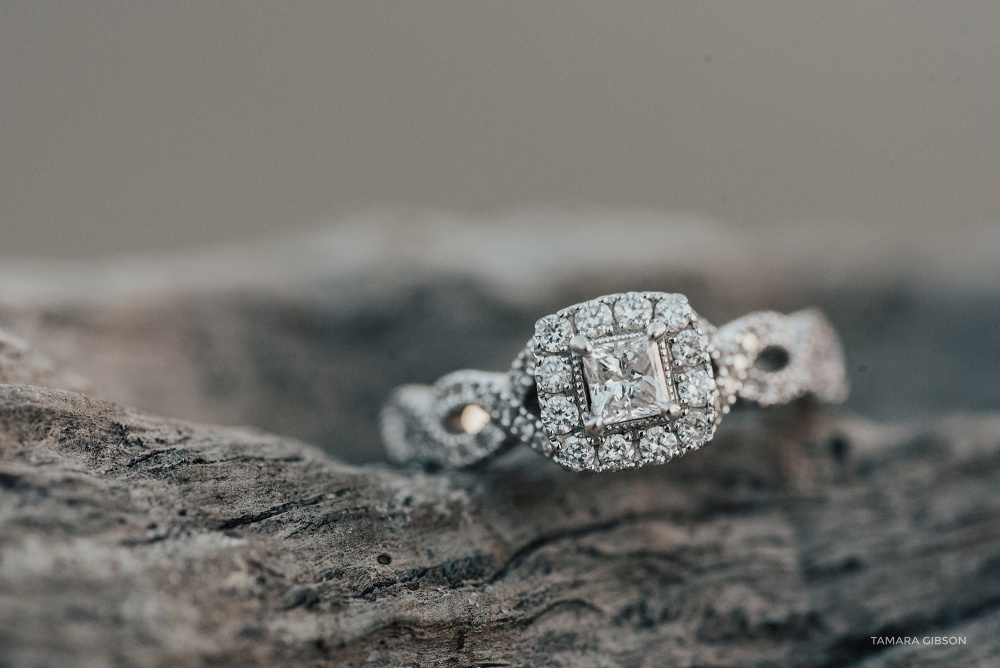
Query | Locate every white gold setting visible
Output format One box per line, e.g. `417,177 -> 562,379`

381,293 -> 848,473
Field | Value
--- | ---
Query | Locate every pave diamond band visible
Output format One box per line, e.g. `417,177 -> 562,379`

381,293 -> 847,472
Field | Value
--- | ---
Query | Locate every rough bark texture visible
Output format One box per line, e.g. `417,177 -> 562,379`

1,218 -> 999,667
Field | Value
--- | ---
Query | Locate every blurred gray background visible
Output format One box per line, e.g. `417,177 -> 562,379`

2,2 -> 999,260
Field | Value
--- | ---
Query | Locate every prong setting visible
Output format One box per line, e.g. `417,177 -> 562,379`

659,402 -> 682,418
584,416 -> 605,436
533,292 -> 721,472
647,320 -> 667,341
569,334 -> 593,356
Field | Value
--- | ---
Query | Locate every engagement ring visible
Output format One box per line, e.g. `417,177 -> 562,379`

381,292 -> 847,472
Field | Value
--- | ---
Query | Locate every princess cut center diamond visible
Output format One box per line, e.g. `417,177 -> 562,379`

582,334 -> 672,426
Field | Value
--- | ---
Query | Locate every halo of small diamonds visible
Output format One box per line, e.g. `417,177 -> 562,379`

532,291 -> 720,472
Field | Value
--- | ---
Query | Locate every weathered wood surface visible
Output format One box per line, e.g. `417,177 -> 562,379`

1,218 -> 999,666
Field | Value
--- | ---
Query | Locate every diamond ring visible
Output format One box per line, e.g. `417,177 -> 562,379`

381,292 -> 847,472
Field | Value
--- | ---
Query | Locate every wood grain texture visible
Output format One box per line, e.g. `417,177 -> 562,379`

1,223 -> 999,666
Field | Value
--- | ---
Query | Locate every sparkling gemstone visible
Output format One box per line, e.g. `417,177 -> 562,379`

676,411 -> 712,448
671,329 -> 706,367
654,296 -> 693,332
717,373 -> 742,400
599,433 -> 636,469
536,356 -> 573,393
534,315 -> 573,353
639,425 -> 679,464
541,395 -> 578,434
582,333 -> 671,426
723,352 -> 751,374
511,414 -> 533,438
574,300 -> 615,337
557,437 -> 596,471
678,368 -> 714,407
613,293 -> 653,331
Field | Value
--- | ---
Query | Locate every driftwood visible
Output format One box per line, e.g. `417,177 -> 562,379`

1,216 -> 999,666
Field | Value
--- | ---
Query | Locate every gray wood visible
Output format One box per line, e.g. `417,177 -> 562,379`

1,225 -> 999,667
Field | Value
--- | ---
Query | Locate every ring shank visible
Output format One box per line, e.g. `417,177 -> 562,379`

381,308 -> 847,468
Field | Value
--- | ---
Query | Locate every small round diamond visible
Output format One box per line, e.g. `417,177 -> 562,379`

676,411 -> 712,448
541,395 -> 578,434
722,351 -> 751,374
654,296 -> 693,332
639,426 -> 680,464
534,315 -> 573,353
716,372 -> 742,404
671,329 -> 706,367
678,368 -> 714,407
574,300 -> 615,337
613,293 -> 653,331
557,437 -> 596,471
599,433 -> 636,470
536,356 -> 573,393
